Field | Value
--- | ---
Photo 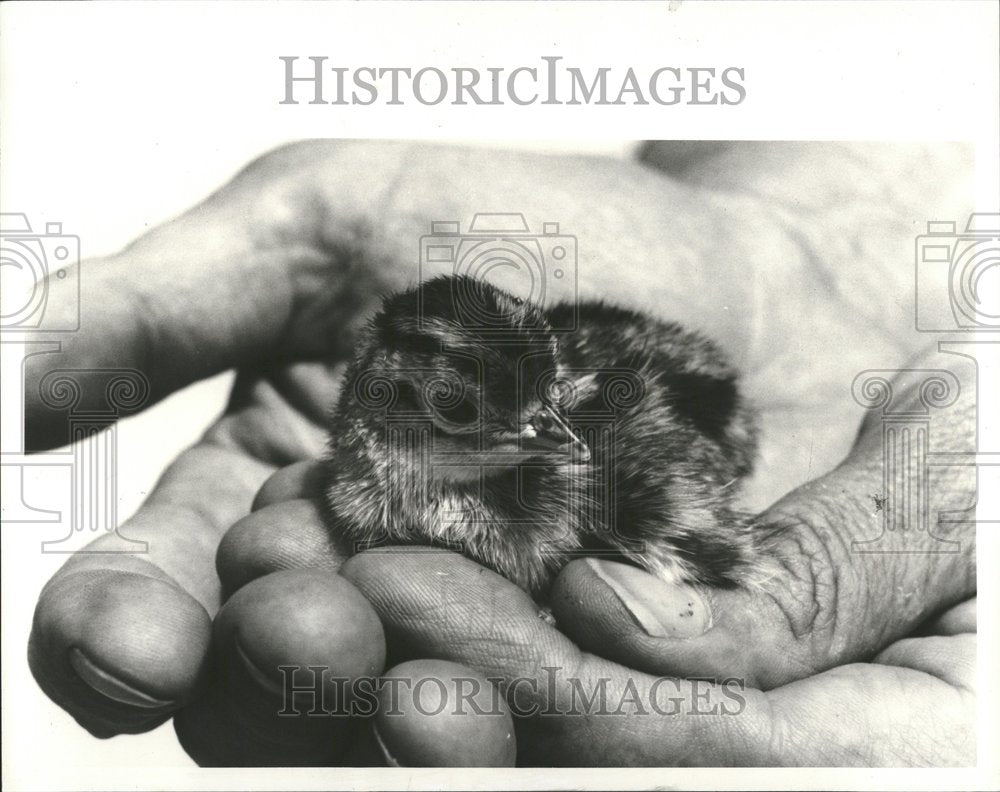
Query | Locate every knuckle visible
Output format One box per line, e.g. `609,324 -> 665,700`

760,507 -> 864,668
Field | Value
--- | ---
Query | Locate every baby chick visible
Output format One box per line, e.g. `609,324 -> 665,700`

323,275 -> 758,598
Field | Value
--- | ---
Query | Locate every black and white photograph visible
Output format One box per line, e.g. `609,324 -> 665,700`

1,2 -> 998,790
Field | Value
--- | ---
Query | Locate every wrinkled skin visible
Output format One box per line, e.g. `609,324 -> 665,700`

26,141 -> 977,765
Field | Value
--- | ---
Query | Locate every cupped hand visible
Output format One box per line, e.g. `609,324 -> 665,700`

26,140 -> 976,765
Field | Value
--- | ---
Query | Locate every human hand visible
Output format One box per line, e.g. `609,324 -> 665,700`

340,552 -> 976,766
27,140 -> 975,765
240,342 -> 977,766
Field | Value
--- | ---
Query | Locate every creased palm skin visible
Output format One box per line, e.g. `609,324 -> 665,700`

26,141 -> 976,765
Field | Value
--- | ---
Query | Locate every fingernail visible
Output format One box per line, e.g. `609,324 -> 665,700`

69,647 -> 175,709
371,723 -> 403,767
585,559 -> 712,638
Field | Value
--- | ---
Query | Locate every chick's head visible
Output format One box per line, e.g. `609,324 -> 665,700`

348,275 -> 588,477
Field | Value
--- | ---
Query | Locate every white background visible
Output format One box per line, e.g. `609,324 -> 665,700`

1,1 -> 998,790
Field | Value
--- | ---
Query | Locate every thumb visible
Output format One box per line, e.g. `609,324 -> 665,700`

22,141 -> 396,450
551,358 -> 978,689
550,559 -> 776,687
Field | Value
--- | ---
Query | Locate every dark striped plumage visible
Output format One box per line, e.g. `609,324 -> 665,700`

323,275 -> 758,598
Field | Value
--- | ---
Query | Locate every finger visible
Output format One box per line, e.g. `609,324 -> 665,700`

29,442 -> 273,738
549,559 -> 779,687
373,659 -> 516,767
551,551 -> 901,690
552,352 -> 979,690
340,549 -> 774,766
341,548 -> 977,766
29,359 -> 340,738
214,363 -> 343,468
25,136 -> 794,452
916,596 -> 976,637
549,509 -> 974,692
216,498 -> 350,598
252,460 -> 325,511
173,569 -> 385,766
24,143 -> 390,452
873,634 -> 976,692
764,657 -> 975,766
28,556 -> 211,738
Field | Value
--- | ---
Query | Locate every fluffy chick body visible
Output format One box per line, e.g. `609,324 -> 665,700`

323,276 -> 757,598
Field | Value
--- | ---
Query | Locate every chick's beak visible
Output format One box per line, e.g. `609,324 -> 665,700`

520,406 -> 591,462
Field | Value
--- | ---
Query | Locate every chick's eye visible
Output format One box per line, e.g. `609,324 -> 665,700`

437,397 -> 480,428
533,409 -> 557,434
